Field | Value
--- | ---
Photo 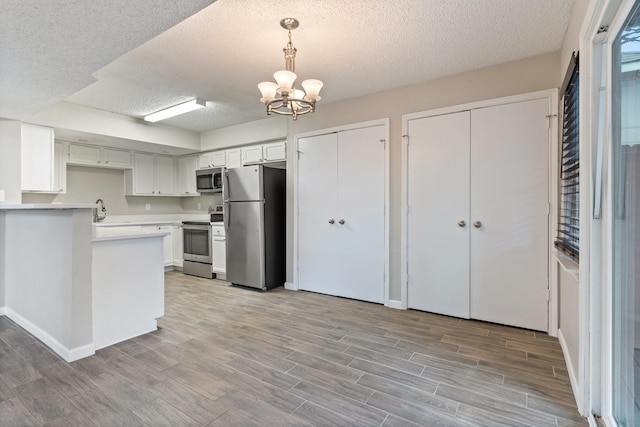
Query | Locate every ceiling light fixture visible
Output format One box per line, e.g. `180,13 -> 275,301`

143,98 -> 206,122
258,18 -> 323,120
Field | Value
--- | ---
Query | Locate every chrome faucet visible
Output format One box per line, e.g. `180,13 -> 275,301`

94,198 -> 107,222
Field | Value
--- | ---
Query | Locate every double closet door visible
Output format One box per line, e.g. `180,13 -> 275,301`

407,98 -> 550,331
297,125 -> 385,303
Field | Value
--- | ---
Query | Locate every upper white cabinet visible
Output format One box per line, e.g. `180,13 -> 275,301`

177,155 -> 198,196
21,123 -> 55,192
155,155 -> 175,195
241,145 -> 264,165
263,141 -> 286,162
125,153 -> 176,196
68,143 -> 132,169
241,141 -> 286,166
198,150 -> 226,169
52,141 -> 67,194
226,149 -> 242,169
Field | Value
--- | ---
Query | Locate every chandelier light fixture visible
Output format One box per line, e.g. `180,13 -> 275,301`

258,18 -> 323,120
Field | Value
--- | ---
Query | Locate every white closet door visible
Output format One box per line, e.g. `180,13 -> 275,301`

336,126 -> 385,303
297,133 -> 338,294
470,99 -> 549,331
407,112 -> 471,317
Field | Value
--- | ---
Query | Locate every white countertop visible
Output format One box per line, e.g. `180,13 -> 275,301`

0,203 -> 97,210
95,214 -> 210,226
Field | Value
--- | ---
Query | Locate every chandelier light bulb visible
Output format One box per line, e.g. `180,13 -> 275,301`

301,79 -> 323,101
258,82 -> 278,103
274,70 -> 297,94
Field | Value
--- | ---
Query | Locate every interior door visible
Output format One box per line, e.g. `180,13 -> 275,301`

470,98 -> 549,331
335,125 -> 386,303
297,133 -> 338,294
407,112 -> 471,317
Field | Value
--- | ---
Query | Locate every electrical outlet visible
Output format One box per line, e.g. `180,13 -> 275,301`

145,203 -> 151,211
197,203 -> 201,210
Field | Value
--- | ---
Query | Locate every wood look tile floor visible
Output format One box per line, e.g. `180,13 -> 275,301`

0,271 -> 587,426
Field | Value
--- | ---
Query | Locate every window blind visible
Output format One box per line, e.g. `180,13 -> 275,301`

555,52 -> 580,260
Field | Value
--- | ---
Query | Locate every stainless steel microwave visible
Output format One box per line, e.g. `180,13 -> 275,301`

196,167 -> 223,193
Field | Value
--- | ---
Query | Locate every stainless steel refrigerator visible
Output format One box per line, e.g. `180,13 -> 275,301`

223,164 -> 286,290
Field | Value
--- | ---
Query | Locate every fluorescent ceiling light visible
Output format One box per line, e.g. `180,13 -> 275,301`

144,98 -> 206,122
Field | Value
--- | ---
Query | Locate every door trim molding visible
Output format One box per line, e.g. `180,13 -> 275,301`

292,118 -> 391,306
401,89 -> 558,334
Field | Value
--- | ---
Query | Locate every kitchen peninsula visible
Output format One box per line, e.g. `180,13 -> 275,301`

0,204 -> 166,362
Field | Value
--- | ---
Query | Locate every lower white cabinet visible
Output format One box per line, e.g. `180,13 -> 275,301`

211,224 -> 226,279
172,226 -> 183,268
158,225 -> 174,266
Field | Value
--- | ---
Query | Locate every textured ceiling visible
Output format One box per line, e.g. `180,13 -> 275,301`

4,0 -> 575,134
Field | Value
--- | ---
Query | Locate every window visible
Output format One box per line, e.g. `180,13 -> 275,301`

555,52 -> 580,260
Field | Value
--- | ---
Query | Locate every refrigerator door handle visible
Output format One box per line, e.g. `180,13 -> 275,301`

224,202 -> 230,233
222,169 -> 230,203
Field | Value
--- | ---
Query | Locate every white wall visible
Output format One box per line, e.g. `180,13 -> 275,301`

0,120 -> 22,204
201,116 -> 287,150
22,165 -> 220,216
555,0 -> 590,398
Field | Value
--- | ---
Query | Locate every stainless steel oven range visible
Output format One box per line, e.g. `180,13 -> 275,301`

182,221 -> 214,279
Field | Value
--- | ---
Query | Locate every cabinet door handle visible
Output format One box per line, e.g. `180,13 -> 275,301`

328,218 -> 335,224
473,221 -> 482,228
458,220 -> 466,227
338,219 -> 345,225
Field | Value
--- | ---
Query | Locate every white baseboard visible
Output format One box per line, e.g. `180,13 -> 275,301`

284,282 -> 297,291
0,306 -> 6,316
558,328 -> 581,410
388,299 -> 404,309
586,414 -> 598,427
4,308 -> 95,362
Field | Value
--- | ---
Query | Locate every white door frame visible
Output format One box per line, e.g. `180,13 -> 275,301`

400,89 -> 559,335
291,118 -> 391,306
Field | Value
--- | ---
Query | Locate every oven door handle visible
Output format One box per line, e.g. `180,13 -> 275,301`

182,224 -> 211,231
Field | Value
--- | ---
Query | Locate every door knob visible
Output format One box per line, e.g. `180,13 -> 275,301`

458,220 -> 466,227
473,221 -> 482,228
338,219 -> 345,225
328,218 -> 335,224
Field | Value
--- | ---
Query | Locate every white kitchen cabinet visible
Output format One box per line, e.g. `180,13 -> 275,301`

226,149 -> 242,169
155,155 -> 175,195
241,145 -> 264,165
127,153 -> 155,195
53,141 -> 67,194
263,141 -> 286,162
157,225 -> 174,266
68,143 -> 131,168
103,148 -> 132,168
297,125 -> 386,304
21,123 -> 55,192
177,155 -> 198,195
211,224 -> 226,279
125,153 -> 176,196
198,150 -> 226,169
405,96 -> 550,331
172,225 -> 183,268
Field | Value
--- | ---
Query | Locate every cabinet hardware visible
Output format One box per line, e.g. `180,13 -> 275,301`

457,220 -> 466,227
473,221 -> 482,228
328,218 -> 335,224
338,219 -> 345,225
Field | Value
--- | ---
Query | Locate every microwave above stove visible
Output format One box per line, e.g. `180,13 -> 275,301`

196,167 -> 223,193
